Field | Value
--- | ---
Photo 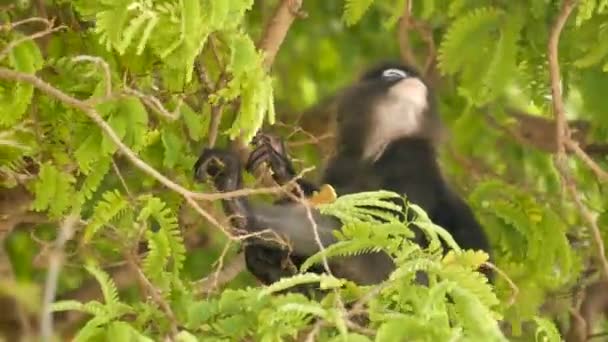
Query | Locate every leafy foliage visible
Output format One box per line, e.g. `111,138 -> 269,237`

2,0 -> 608,340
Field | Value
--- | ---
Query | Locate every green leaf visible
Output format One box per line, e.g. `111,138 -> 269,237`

85,264 -> 120,307
84,190 -> 129,242
32,163 -> 77,218
182,103 -> 208,141
0,38 -> 44,127
438,7 -> 504,75
107,321 -> 154,342
260,273 -> 343,297
533,317 -> 561,342
74,128 -> 103,174
343,0 -> 375,26
161,126 -> 184,168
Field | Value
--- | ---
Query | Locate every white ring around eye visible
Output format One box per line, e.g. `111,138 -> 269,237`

382,68 -> 408,79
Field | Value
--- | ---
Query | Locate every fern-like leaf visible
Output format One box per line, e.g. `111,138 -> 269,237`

533,317 -> 562,342
84,190 -> 129,242
343,0 -> 375,26
438,7 -> 504,75
260,273 -> 344,297
0,38 -> 43,127
449,286 -> 507,341
85,265 -> 120,307
574,24 -> 608,68
301,239 -> 386,272
138,196 -> 186,279
32,163 -> 77,219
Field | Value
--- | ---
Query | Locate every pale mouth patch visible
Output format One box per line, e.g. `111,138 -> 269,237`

362,78 -> 429,162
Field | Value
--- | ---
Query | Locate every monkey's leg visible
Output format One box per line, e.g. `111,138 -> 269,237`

246,132 -> 319,198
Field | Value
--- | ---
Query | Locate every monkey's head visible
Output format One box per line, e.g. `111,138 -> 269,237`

335,62 -> 442,161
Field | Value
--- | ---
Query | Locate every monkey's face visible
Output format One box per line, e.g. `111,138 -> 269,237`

336,63 -> 440,161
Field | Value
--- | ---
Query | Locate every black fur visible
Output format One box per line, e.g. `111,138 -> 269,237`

194,62 -> 491,287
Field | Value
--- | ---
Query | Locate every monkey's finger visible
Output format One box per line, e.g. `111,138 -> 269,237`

247,139 -> 298,185
251,131 -> 272,147
266,135 -> 288,157
246,145 -> 273,172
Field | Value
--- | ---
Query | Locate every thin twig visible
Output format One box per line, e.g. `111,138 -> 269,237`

565,139 -> 608,183
302,199 -> 333,276
304,320 -> 323,342
40,214 -> 78,342
484,261 -> 519,307
3,17 -> 51,30
565,178 -> 608,278
124,87 -> 182,121
111,159 -> 133,199
124,253 -> 179,336
196,250 -> 247,295
73,55 -> 112,98
1,27 -> 67,62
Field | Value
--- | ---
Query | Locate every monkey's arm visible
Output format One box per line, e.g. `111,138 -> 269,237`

195,148 -> 338,254
194,148 -> 394,284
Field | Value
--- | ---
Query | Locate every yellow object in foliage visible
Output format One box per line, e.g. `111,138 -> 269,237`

308,184 -> 337,205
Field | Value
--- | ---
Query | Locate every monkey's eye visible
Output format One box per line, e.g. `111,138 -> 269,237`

381,68 -> 408,80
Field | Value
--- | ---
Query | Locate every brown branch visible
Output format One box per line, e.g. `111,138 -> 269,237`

123,87 -> 182,121
124,253 -> 179,336
566,281 -> 608,342
547,2 -> 608,339
548,0 -> 576,158
257,0 -> 305,69
196,252 -> 246,295
0,19 -> 66,61
566,139 -> 608,183
72,56 -> 112,98
546,0 -> 608,277
484,261 -> 519,307
397,0 -> 420,69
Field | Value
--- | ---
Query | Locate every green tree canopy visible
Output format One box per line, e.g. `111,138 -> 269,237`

1,0 -> 608,341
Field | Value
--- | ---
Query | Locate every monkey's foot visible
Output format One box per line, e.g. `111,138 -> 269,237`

246,132 -> 296,184
194,148 -> 241,191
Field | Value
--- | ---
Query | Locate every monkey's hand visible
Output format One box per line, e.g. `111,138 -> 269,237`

194,148 -> 242,192
246,132 -> 297,185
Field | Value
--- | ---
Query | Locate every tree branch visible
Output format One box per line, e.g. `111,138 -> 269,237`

546,0 -> 608,278
257,0 -> 305,69
565,139 -> 608,183
397,0 -> 420,69
0,18 -> 65,61
548,0 -> 576,158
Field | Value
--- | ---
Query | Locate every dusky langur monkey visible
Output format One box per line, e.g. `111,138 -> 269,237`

194,62 -> 491,287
